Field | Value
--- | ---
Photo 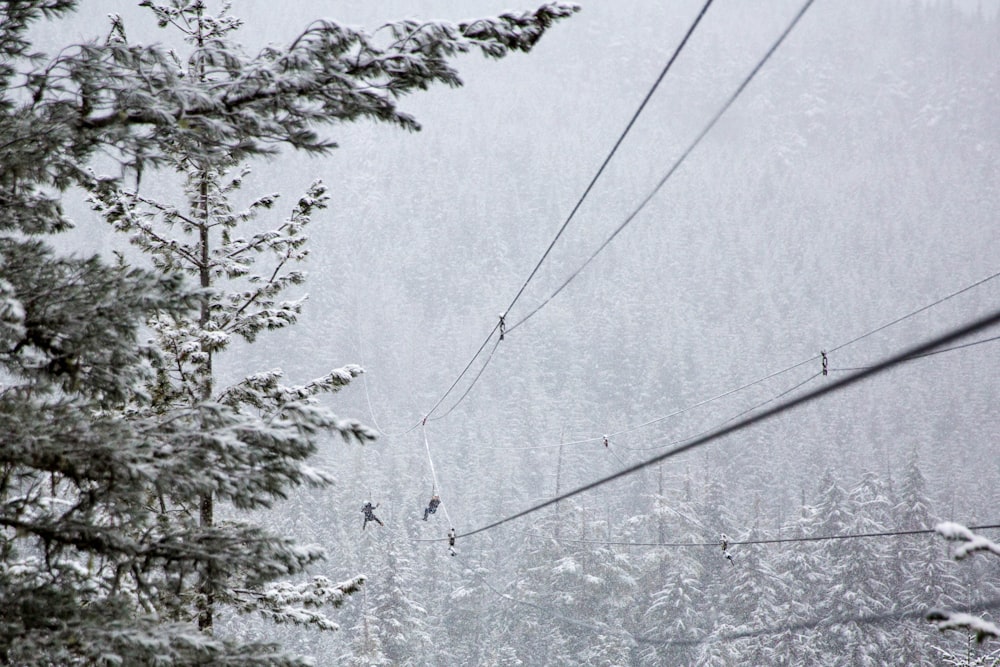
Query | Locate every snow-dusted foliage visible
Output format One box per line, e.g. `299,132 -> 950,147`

89,146 -> 376,634
933,643 -> 1000,667
931,521 -> 1000,655
937,522 -> 1000,560
928,610 -> 1000,644
0,0 -> 575,663
231,575 -> 366,631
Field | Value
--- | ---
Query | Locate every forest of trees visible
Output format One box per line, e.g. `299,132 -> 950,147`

3,0 -> 999,665
245,1 -> 998,664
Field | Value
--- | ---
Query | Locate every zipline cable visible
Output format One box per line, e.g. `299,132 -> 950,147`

621,369 -> 822,452
451,543 -> 1000,649
828,269 -> 1000,354
637,597 -> 1000,647
471,265 -> 1000,453
500,0 -> 717,323
417,0 -> 717,423
452,553 -> 613,634
450,306 -> 1000,540
830,333 -> 1000,373
518,523 -> 1000,549
475,356 -> 820,452
428,336 -> 502,422
607,356 -> 819,440
506,0 -> 817,334
359,360 -> 421,438
353,312 -> 424,437
422,321 -> 502,422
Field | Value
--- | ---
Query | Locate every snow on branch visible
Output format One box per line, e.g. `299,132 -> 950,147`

927,609 -> 1000,643
936,522 -> 1000,559
63,2 -> 579,159
218,364 -> 366,411
930,522 -> 1000,646
459,2 -> 581,58
231,575 -> 365,631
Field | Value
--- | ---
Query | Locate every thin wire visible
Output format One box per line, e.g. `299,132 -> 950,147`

621,370 -> 822,452
610,356 -> 820,438
830,333 -> 1000,373
739,523 -> 1000,547
827,268 -> 1000,354
353,313 -> 423,437
473,354 -> 819,453
606,442 -> 629,468
359,367 -> 421,438
452,553 -> 614,634
452,307 -> 1000,540
478,434 -> 606,451
415,0 -> 718,425
422,322 -> 501,421
638,598 -> 1000,647
452,547 -> 1000,650
507,0 -> 816,334
518,523 -> 1000,549
500,0 -> 717,322
428,336 -> 502,422
489,265 -> 1000,453
663,504 -> 709,532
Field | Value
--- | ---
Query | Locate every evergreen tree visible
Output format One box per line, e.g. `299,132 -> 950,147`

896,449 -> 966,664
841,472 -> 896,665
366,537 -> 433,666
0,0 -> 577,662
637,468 -> 707,665
90,150 -> 373,630
793,470 -> 852,661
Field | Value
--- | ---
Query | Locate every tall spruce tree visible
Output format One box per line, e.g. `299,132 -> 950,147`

89,153 -> 374,633
0,0 -> 577,663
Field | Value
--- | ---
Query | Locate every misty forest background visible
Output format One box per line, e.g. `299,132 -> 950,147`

41,0 -> 1000,664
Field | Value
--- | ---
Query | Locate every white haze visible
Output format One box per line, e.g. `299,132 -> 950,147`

39,0 -> 1000,662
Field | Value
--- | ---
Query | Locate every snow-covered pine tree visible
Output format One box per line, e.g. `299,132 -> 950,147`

363,538 -> 434,665
0,3 -> 228,663
89,111 -> 375,635
1,0 -> 577,662
791,470 -> 851,659
638,466 -> 707,664
92,0 -> 583,641
894,449 -> 966,665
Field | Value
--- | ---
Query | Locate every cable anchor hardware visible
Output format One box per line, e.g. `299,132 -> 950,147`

821,350 -> 828,376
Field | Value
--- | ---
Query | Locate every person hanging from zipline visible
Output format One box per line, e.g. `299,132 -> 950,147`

423,494 -> 441,521
720,533 -> 734,566
362,501 -> 383,530
448,527 -> 457,557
